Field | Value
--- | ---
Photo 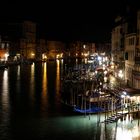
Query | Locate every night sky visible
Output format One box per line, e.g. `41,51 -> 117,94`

0,0 -> 138,42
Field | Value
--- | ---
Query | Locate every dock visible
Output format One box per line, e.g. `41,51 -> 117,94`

102,110 -> 140,124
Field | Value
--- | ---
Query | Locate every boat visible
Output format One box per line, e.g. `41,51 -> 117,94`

73,106 -> 104,113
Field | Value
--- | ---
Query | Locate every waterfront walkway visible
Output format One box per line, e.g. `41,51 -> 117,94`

102,109 -> 140,124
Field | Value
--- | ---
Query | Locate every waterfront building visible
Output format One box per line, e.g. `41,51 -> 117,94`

20,21 -> 36,60
67,41 -> 96,58
111,16 -> 126,82
0,21 -> 36,61
0,35 -> 10,62
46,40 -> 65,60
36,39 -> 47,61
111,8 -> 140,89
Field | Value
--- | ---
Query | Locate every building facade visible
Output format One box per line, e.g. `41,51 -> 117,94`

46,41 -> 65,60
20,21 -> 36,60
132,10 -> 140,88
0,36 -> 10,62
36,39 -> 47,61
67,41 -> 96,58
0,21 -> 37,61
111,16 -> 126,80
111,9 -> 140,89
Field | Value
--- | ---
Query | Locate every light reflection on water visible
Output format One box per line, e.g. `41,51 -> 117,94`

0,60 -> 140,140
42,62 -> 47,94
41,62 -> 48,110
2,70 -> 9,110
30,63 -> 35,99
116,117 -> 140,140
0,69 -> 11,140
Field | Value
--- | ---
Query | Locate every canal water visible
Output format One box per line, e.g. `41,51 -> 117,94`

0,60 -> 140,140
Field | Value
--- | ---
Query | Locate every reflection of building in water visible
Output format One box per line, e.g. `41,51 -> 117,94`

42,62 -> 48,107
116,113 -> 140,140
2,70 -> 9,111
56,60 -> 60,95
30,63 -> 35,95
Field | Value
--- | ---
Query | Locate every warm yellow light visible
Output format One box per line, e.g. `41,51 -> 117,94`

31,53 -> 35,56
104,70 -> 107,75
56,54 -> 60,59
84,58 -> 88,64
42,54 -> 47,59
118,70 -> 123,78
83,45 -> 86,49
60,53 -> 63,58
4,53 -> 9,61
5,53 -> 9,58
84,53 -> 88,57
111,65 -> 114,69
16,53 -> 20,56
104,77 -> 107,82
